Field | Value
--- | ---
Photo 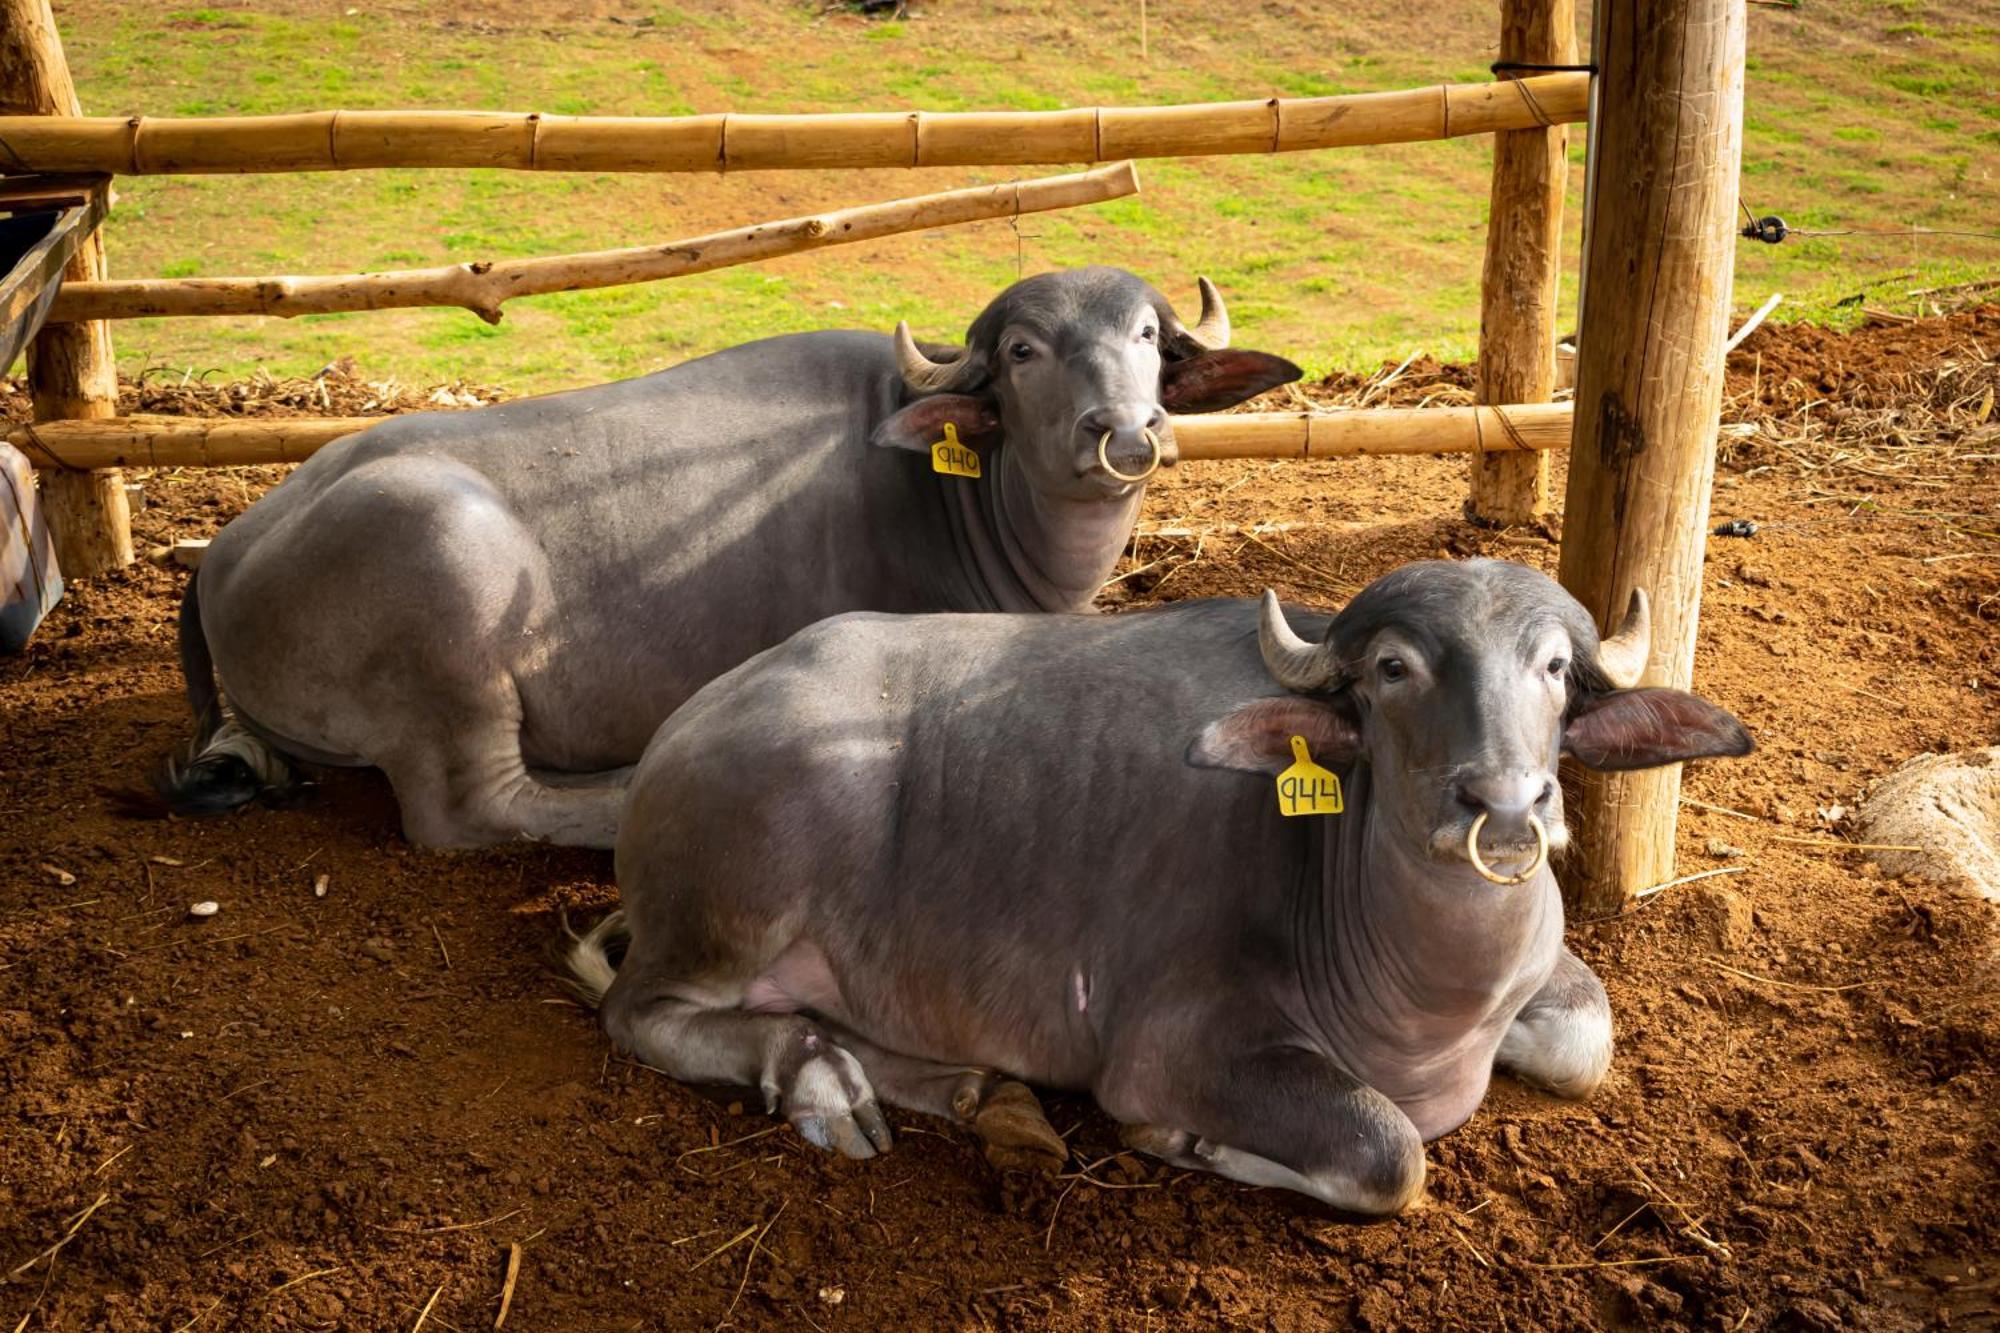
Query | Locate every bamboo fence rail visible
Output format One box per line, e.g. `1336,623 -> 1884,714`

0,74 -> 1586,176
10,403 -> 1574,471
1175,403 -> 1572,459
48,162 -> 1140,323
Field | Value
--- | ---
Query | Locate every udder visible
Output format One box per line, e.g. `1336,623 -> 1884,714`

741,937 -> 846,1018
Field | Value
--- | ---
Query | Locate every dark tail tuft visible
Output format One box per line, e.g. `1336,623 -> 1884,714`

140,568 -> 295,819
148,741 -> 267,816
178,564 -> 221,728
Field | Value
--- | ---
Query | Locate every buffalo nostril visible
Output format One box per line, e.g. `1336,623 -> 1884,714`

1088,417 -> 1165,482
1458,774 -> 1546,837
1083,405 -> 1159,435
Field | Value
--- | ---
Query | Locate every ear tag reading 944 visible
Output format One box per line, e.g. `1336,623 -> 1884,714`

931,422 -> 981,479
1276,735 -> 1344,817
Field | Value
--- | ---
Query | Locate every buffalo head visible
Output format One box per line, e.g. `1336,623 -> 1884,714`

871,267 -> 1301,498
1193,560 -> 1753,884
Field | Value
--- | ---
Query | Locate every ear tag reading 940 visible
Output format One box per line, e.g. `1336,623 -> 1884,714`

930,422 -> 981,479
1276,735 -> 1343,817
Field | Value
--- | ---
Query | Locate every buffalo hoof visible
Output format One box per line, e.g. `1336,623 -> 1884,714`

972,1080 -> 1067,1174
779,1041 -> 893,1160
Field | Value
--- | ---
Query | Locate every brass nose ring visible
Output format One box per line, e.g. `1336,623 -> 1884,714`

1097,426 -> 1162,484
1465,811 -> 1549,886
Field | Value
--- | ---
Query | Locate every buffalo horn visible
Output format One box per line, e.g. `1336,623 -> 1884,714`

1187,276 -> 1230,350
1163,277 -> 1230,355
1597,589 -> 1652,688
893,321 -> 980,394
1258,590 -> 1332,692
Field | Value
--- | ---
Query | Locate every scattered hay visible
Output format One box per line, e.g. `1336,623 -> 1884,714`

1297,352 -> 1481,412
1717,350 -> 1997,482
0,356 -> 506,429
1717,305 -> 1999,487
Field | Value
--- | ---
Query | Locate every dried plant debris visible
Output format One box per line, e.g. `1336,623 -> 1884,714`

0,356 -> 507,428
1718,305 -> 1999,482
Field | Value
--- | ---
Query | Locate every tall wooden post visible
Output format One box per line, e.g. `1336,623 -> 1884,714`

1466,0 -> 1576,526
1555,0 -> 1746,915
0,0 -> 129,577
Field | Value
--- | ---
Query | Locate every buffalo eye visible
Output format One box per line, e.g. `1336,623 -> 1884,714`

1547,656 -> 1569,678
1008,341 -> 1035,364
1379,657 -> 1408,684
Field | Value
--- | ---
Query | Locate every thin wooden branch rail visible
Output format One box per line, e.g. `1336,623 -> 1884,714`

10,403 -> 1574,471
0,74 -> 1586,175
48,162 -> 1140,324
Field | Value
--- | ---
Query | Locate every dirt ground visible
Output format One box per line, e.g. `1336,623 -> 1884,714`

3,313 -> 1997,1330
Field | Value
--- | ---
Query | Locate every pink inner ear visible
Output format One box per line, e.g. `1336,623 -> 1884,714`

1563,687 -> 1754,771
878,394 -> 1001,452
1159,350 -> 1302,414
1192,696 -> 1360,774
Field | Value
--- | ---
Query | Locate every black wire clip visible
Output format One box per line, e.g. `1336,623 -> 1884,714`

1741,215 -> 1789,244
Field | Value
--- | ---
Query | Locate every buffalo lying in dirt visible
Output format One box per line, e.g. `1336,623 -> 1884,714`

156,267 -> 1298,848
567,560 -> 1752,1211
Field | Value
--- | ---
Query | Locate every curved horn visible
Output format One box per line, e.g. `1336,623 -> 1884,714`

1187,276 -> 1230,350
1596,589 -> 1652,689
893,320 -> 980,394
1257,589 -> 1332,692
1160,277 -> 1231,357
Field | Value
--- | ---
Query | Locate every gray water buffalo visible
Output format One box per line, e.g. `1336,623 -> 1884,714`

564,559 -> 1752,1211
156,267 -> 1299,848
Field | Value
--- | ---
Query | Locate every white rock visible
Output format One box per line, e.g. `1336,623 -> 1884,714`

189,900 -> 220,918
1859,748 -> 1999,901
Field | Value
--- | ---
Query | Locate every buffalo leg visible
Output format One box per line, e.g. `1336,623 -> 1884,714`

821,1028 -> 1068,1173
530,765 -> 637,791
1495,947 -> 1613,1098
380,692 -> 625,849
1113,1047 -> 1424,1214
209,453 -> 626,850
600,982 -> 892,1161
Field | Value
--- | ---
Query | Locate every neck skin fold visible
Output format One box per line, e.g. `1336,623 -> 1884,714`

1290,763 -> 1563,1138
949,444 -> 1142,612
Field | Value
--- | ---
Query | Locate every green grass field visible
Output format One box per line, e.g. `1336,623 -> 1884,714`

45,0 -> 2000,391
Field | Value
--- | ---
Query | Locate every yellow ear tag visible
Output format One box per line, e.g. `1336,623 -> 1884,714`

930,422 -> 981,479
1275,735 -> 1344,817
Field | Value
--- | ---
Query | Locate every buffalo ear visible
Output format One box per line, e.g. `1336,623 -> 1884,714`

1187,696 -> 1359,776
871,394 -> 1002,454
1160,350 -> 1303,414
1563,688 -> 1753,771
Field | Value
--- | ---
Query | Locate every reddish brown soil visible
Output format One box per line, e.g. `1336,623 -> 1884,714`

3,316 -> 1996,1331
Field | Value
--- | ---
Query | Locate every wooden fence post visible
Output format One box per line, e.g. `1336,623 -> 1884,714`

1467,0 -> 1575,527
1554,0 -> 1746,915
0,0 -> 129,578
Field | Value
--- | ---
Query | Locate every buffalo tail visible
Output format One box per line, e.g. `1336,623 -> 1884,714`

559,911 -> 630,1008
145,569 -> 295,816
